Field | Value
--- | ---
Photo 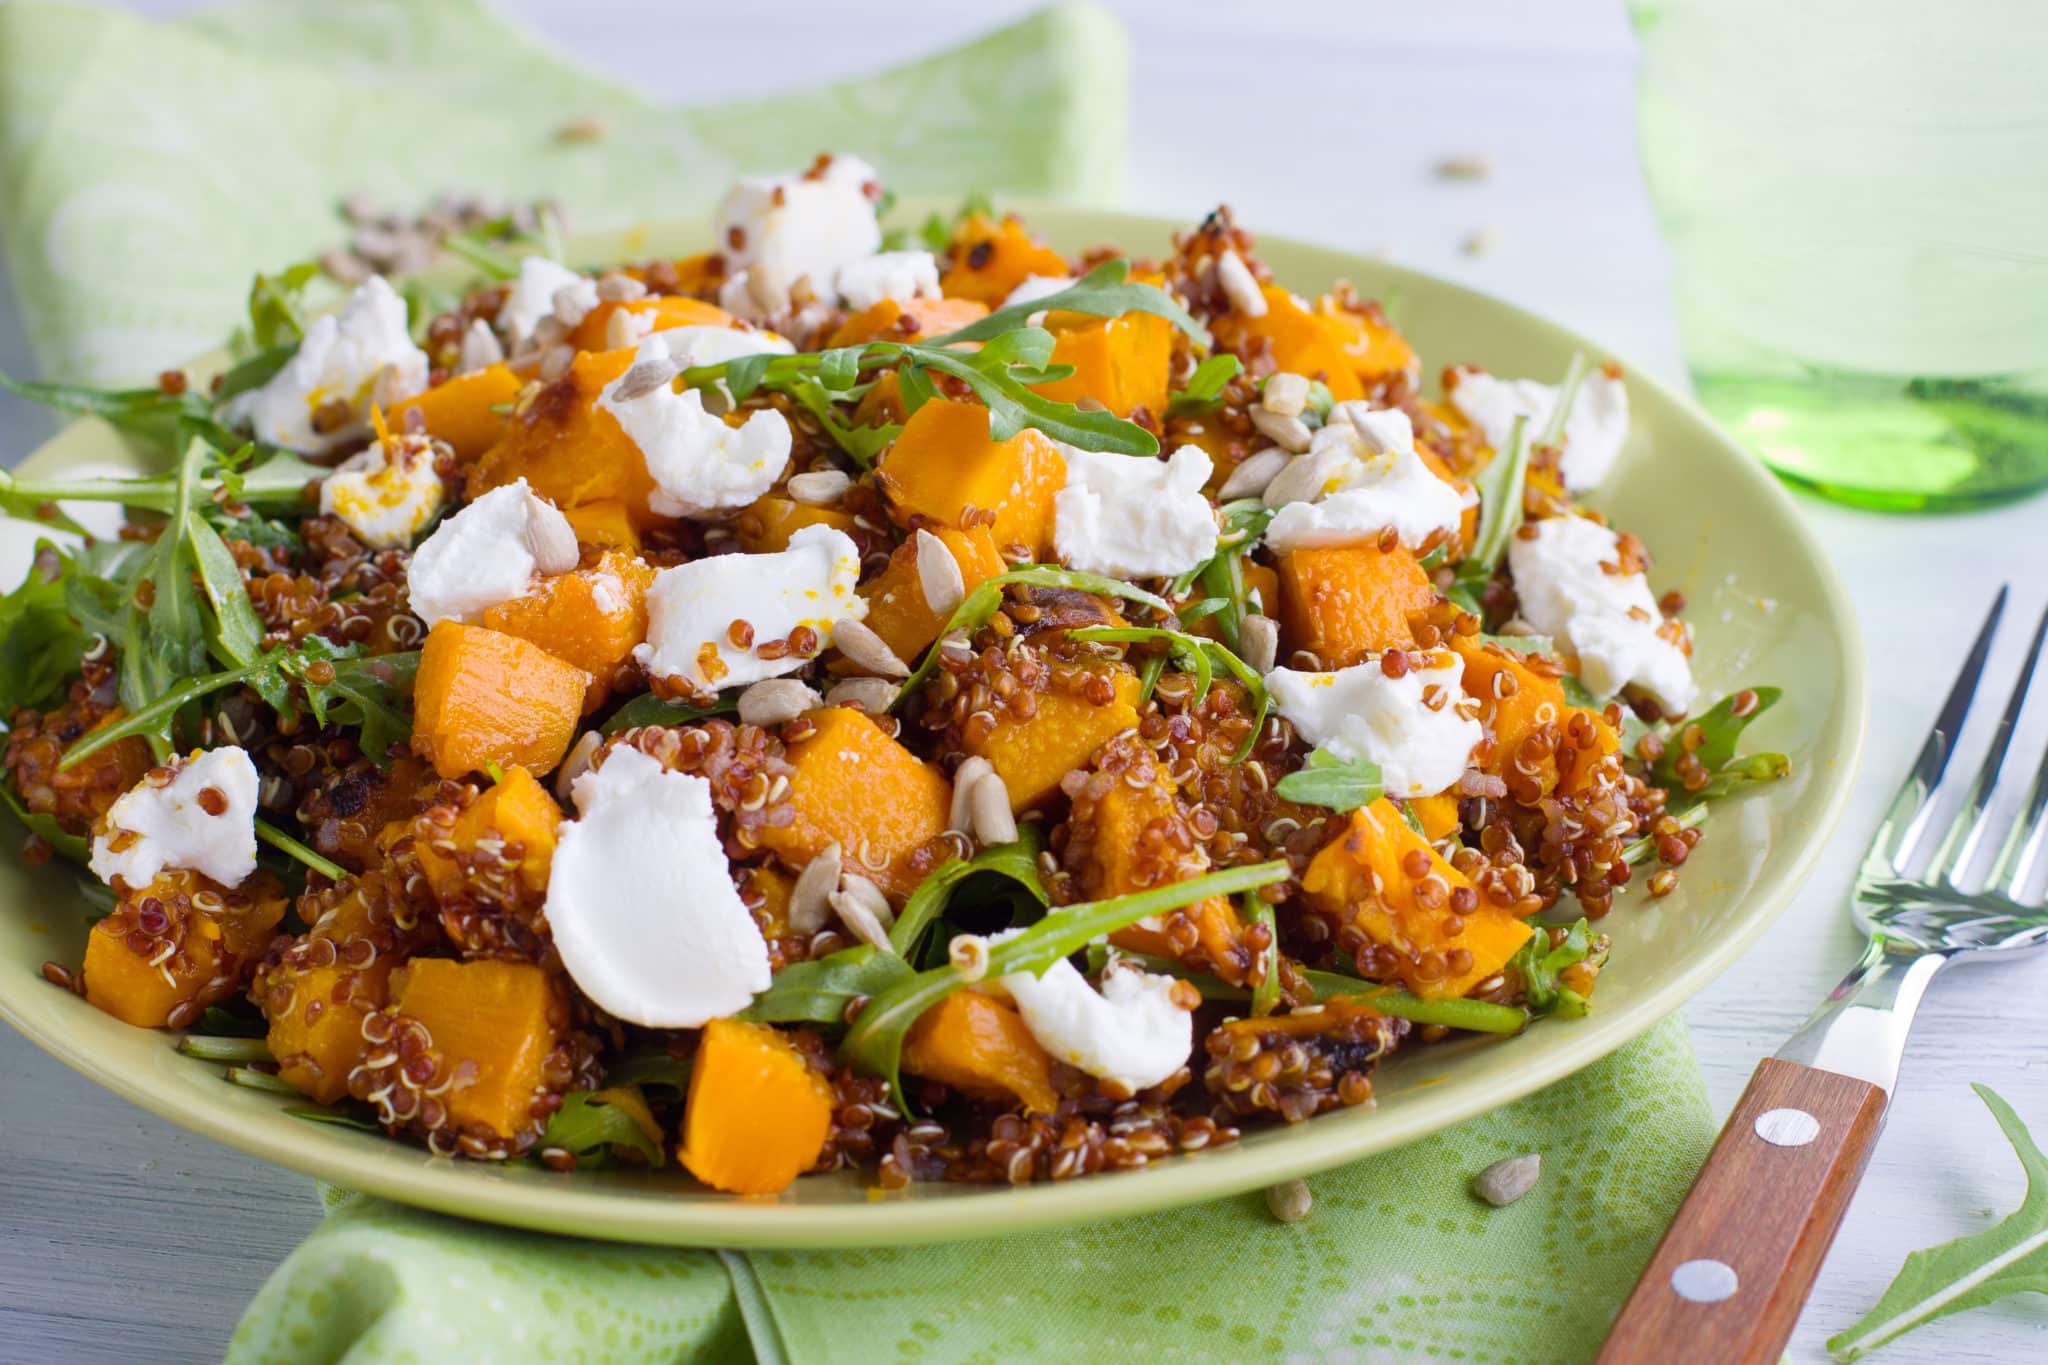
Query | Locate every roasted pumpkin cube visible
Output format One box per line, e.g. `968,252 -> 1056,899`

482,550 -> 655,678
563,500 -> 640,552
877,397 -> 1066,558
565,295 -> 735,352
1301,800 -> 1533,999
827,296 -> 989,347
294,755 -> 428,871
1450,637 -> 1620,799
967,662 -> 1141,811
471,347 -> 658,524
939,214 -> 1070,304
755,706 -> 951,900
413,765 -> 563,903
740,864 -> 796,938
903,992 -> 1058,1113
1077,770 -> 1251,982
1314,295 -> 1420,386
1408,793 -> 1462,843
388,363 -> 522,462
1215,286 -> 1365,401
1030,307 -> 1172,418
412,622 -> 591,781
387,957 -> 560,1143
679,1017 -> 833,1195
860,525 -> 1009,662
82,869 -> 287,1029
1277,545 -> 1434,667
733,494 -> 861,554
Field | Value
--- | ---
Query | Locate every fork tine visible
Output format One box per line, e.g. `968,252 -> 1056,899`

1989,701 -> 2048,901
1868,585 -> 2007,877
1927,595 -> 2048,889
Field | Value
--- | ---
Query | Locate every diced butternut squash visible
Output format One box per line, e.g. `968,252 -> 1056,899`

1450,637 -> 1620,798
1301,800 -> 1532,999
82,870 -> 287,1029
877,397 -> 1066,557
733,494 -> 861,554
412,622 -> 590,780
827,297 -> 989,347
388,958 -> 560,1142
482,550 -> 655,678
296,755 -> 427,871
1409,793 -> 1461,842
1277,545 -> 1434,667
1417,445 -> 1477,557
565,295 -> 735,352
679,1017 -> 833,1195
939,214 -> 1070,304
413,766 -> 563,903
1079,772 -> 1250,982
1215,286 -> 1364,401
860,525 -> 1009,662
1033,307 -> 1172,418
755,707 -> 951,900
389,363 -> 523,462
903,992 -> 1059,1113
564,500 -> 640,552
741,864 -> 796,938
1314,295 -> 1420,385
261,963 -> 371,1104
472,347 -> 658,524
967,663 -> 1141,811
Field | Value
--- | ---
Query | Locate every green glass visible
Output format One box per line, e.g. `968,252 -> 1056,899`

1633,1 -> 2048,511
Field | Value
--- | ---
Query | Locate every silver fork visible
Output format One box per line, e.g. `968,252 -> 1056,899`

1598,586 -> 2048,1365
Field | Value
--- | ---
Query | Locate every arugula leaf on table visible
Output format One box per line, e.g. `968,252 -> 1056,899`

887,825 -> 1048,959
1165,353 -> 1243,418
1275,747 -> 1384,813
1507,918 -> 1607,1019
739,945 -> 917,1027
1828,1085 -> 2048,1362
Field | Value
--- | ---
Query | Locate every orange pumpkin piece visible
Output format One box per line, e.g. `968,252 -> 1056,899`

740,864 -> 797,938
1276,545 -> 1435,667
1314,295 -> 1420,386
1215,286 -> 1365,401
860,525 -> 1009,662
388,957 -> 560,1143
1033,307 -> 1172,418
565,295 -> 735,352
966,662 -> 1141,811
471,347 -> 658,524
679,1017 -> 833,1195
1080,772 -> 1250,982
1301,800 -> 1533,999
1409,793 -> 1462,842
412,622 -> 591,780
902,992 -> 1059,1113
482,550 -> 655,678
827,296 -> 990,347
755,707 -> 951,900
939,214 -> 1070,304
82,869 -> 287,1029
388,363 -> 523,462
733,494 -> 860,554
1449,638 -> 1620,798
877,397 -> 1066,557
563,500 -> 640,552
413,766 -> 563,904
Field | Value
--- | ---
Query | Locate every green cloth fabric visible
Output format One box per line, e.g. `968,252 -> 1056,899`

1,4 -> 1717,1361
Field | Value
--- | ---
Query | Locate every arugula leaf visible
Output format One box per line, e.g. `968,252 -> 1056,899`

1507,918 -> 1607,1018
842,861 -> 1288,1111
1621,802 -> 1708,866
538,1089 -> 664,1169
782,374 -> 900,469
1275,747 -> 1384,813
439,219 -> 528,280
0,447 -> 327,518
738,945 -> 916,1027
1242,893 -> 1281,1016
0,779 -> 90,864
0,371 -> 207,452
255,818 -> 347,882
888,826 -> 1048,958
929,259 -> 1210,349
0,544 -> 92,712
896,339 -> 1158,454
284,1105 -> 381,1132
1166,353 -> 1244,419
1652,686 -> 1788,800
600,691 -> 737,735
212,344 -> 297,405
1829,1086 -> 2048,1362
1448,413 -> 1531,613
602,1047 -> 694,1095
247,261 -> 321,350
1066,623 -> 1270,761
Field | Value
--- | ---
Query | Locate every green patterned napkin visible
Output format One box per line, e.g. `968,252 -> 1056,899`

0,4 -> 1715,1361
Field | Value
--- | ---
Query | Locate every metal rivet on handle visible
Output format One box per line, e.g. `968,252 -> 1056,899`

1754,1107 -> 1821,1148
1670,1259 -> 1739,1304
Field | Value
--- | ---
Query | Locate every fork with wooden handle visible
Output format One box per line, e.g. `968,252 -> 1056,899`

1597,588 -> 2048,1365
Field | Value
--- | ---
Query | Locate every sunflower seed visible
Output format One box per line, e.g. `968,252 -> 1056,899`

554,730 -> 601,804
737,679 -> 820,728
606,307 -> 656,352
1265,1179 -> 1311,1223
521,500 -> 579,575
787,470 -> 852,506
456,318 -> 505,376
537,344 -> 575,384
950,756 -> 995,833
1241,614 -> 1280,674
789,843 -> 842,935
830,619 -> 910,679
829,873 -> 896,952
969,771 -> 1017,845
1217,447 -> 1289,502
1472,1153 -> 1541,1207
1216,249 -> 1268,317
596,272 -> 647,303
1249,405 -> 1313,454
915,530 -> 965,616
824,677 -> 899,714
1263,448 -> 1341,508
1261,373 -> 1311,418
611,356 -> 681,403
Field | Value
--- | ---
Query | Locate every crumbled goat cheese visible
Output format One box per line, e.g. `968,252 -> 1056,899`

597,336 -> 793,519
497,257 -> 598,351
547,746 -> 770,1026
405,479 -> 577,626
1001,958 -> 1192,1091
713,155 -> 883,320
1054,444 -> 1218,579
223,276 -> 427,454
635,524 -> 866,695
1265,652 -> 1483,798
833,250 -> 941,312
1000,274 -> 1075,313
645,324 -> 794,371
1263,404 -> 1464,555
90,746 -> 260,889
319,432 -> 445,549
1448,366 -> 1632,491
1507,515 -> 1696,713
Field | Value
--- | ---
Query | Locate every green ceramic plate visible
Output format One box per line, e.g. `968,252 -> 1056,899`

0,205 -> 1866,1247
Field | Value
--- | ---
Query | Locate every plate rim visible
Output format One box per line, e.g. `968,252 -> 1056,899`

0,204 -> 1869,1247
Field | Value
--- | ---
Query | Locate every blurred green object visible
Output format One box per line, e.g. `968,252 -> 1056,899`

1634,0 -> 2048,511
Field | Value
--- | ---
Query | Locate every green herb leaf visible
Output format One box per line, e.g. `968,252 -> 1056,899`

0,544 -> 92,712
781,374 -> 900,469
600,691 -> 737,736
888,826 -> 1048,958
1454,413 -> 1531,589
439,220 -> 528,281
1166,353 -> 1244,419
930,259 -> 1211,349
538,1089 -> 664,1169
1275,747 -> 1384,812
213,344 -> 298,405
1092,947 -> 1530,1035
255,818 -> 347,882
1829,1085 -> 2048,1362
177,1034 -> 274,1063
0,447 -> 328,517
0,779 -> 90,863
0,371 -> 208,453
285,1105 -> 381,1132
247,261 -> 321,350
1066,622 -> 1270,761
1507,919 -> 1607,1018
1242,893 -> 1281,1016
738,945 -> 917,1027
1621,802 -> 1708,866
601,1047 -> 694,1095
1652,686 -> 1785,796
895,341 -> 1158,455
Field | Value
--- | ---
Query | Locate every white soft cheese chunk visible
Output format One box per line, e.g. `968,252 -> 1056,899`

547,746 -> 770,1027
635,524 -> 866,695
834,250 -> 941,312
1266,652 -> 1483,798
89,747 -> 259,890
713,154 -> 883,320
223,276 -> 427,454
0,458 -> 132,592
497,257 -> 598,350
405,479 -> 575,626
1263,404 -> 1463,555
1001,958 -> 1192,1091
596,335 -> 793,519
1506,515 -> 1696,712
319,433 -> 445,549
1448,366 -> 1631,491
1053,444 -> 1218,579
646,323 -> 794,370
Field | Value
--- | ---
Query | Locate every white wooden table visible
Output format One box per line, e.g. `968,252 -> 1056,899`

4,3 -> 2046,1361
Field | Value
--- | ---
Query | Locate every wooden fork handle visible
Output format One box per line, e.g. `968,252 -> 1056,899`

1595,1057 -> 1888,1365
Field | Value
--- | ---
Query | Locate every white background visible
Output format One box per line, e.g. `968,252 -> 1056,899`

4,3 -> 2047,1361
